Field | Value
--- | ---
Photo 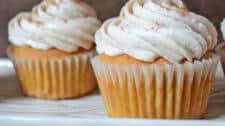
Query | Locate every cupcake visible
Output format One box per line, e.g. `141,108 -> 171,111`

8,0 -> 101,99
216,19 -> 225,74
92,0 -> 219,119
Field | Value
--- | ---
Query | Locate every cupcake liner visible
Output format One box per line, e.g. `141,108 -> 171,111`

216,43 -> 225,74
91,55 -> 219,119
8,47 -> 97,99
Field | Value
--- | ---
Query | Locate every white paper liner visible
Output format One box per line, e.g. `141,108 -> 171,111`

91,55 -> 219,119
7,47 -> 97,99
216,43 -> 225,74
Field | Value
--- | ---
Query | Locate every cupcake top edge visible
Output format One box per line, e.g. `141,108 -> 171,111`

95,0 -> 218,63
8,0 -> 101,53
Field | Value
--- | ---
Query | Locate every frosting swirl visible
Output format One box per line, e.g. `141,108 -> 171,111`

9,0 -> 101,52
221,19 -> 225,41
95,0 -> 217,63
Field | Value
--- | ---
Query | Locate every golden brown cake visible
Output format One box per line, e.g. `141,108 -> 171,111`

9,46 -> 97,99
93,53 -> 218,119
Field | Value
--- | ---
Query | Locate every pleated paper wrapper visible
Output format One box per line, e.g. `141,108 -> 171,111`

216,43 -> 225,75
8,49 -> 97,100
92,55 -> 219,119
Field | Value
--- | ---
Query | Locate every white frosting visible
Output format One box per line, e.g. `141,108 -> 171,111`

221,19 -> 225,41
8,0 -> 101,52
95,0 -> 217,63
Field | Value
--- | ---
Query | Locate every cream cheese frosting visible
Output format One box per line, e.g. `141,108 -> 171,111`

8,0 -> 101,52
95,0 -> 217,63
221,19 -> 225,41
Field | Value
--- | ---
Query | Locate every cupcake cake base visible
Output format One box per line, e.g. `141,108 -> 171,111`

8,46 -> 97,100
92,54 -> 219,119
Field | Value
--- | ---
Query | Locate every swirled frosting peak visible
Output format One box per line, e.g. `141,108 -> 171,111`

9,0 -> 101,52
95,0 -> 217,63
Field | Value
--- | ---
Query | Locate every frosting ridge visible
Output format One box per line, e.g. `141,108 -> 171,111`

95,0 -> 217,63
9,0 -> 101,52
